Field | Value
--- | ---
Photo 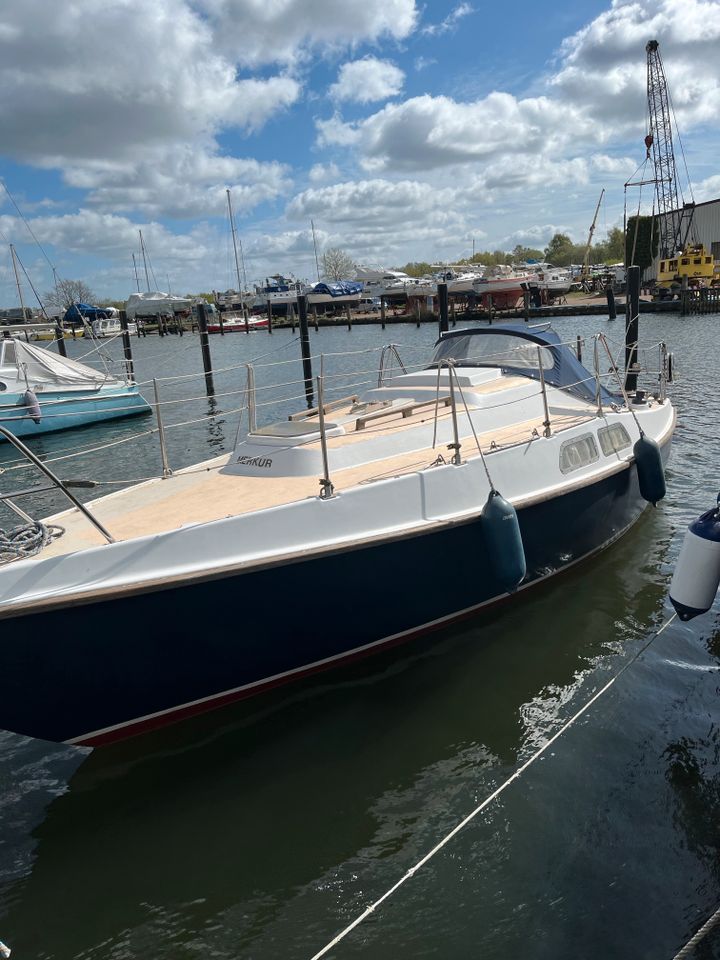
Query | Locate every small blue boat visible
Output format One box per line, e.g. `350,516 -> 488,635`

0,336 -> 150,439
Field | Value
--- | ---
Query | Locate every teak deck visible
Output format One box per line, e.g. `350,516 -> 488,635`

39,381 -> 594,559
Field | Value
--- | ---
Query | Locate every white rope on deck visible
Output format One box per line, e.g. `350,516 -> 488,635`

309,612 -> 678,960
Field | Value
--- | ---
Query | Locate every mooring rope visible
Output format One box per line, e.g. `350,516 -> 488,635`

671,904 -> 720,959
0,521 -> 64,563
309,612 -> 678,960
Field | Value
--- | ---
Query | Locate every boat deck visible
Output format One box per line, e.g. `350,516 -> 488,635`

40,385 -> 595,559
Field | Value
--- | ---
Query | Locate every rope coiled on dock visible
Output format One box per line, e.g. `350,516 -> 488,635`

0,521 -> 64,563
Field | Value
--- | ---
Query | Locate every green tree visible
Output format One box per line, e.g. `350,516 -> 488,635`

544,233 -> 575,266
511,245 -> 545,262
398,261 -> 434,277
625,216 -> 659,272
604,227 -> 625,262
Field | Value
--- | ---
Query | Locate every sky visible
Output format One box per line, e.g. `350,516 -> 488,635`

0,0 -> 719,303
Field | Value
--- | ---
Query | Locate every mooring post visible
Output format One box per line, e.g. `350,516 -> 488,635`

54,323 -> 67,358
625,264 -> 640,395
523,288 -> 530,322
218,310 -> 225,336
345,303 -> 352,331
438,282 -> 449,335
244,305 -> 250,334
196,301 -> 215,396
119,310 -> 135,382
312,304 -> 319,332
380,297 -> 386,330
680,275 -> 689,317
576,335 -> 582,363
265,299 -> 273,334
297,294 -> 314,409
606,283 -> 617,321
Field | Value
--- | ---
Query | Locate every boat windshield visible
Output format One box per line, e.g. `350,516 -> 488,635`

431,333 -> 554,370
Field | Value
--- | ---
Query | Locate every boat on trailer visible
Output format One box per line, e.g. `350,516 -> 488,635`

0,325 -> 673,745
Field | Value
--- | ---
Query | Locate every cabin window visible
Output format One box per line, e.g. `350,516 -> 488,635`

670,260 -> 678,271
694,258 -> 702,265
660,261 -> 667,272
598,423 -> 631,457
705,257 -> 712,265
681,258 -> 690,266
559,434 -> 599,474
0,341 -> 16,367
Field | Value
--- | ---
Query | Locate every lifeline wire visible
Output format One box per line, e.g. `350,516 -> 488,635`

309,612 -> 678,960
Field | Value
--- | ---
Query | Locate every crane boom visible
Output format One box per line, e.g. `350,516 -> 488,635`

582,188 -> 605,279
645,39 -> 693,257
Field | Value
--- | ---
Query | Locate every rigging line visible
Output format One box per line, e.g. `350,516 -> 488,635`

0,180 -> 57,274
665,83 -> 695,205
308,611 -> 678,960
14,250 -> 49,317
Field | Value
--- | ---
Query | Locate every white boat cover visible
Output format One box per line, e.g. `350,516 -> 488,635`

125,292 -> 193,318
5,339 -> 114,387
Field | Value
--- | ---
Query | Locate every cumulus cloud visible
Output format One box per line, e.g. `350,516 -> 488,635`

61,149 -> 292,219
316,93 -> 594,171
198,0 -> 418,66
286,178 -> 460,226
308,163 -> 341,183
329,58 -> 405,104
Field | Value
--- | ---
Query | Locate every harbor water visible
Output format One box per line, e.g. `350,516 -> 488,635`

1,315 -> 719,959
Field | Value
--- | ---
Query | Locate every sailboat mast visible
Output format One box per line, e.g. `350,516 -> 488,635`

139,230 -> 151,292
311,219 -> 320,282
10,244 -> 27,318
226,188 -> 244,296
132,253 -> 141,293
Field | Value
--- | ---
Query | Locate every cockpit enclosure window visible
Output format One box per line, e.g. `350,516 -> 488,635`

431,333 -> 554,370
598,423 -> 631,456
0,341 -> 16,367
559,434 -> 599,474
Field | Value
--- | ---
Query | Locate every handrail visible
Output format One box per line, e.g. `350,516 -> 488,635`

0,425 -> 114,543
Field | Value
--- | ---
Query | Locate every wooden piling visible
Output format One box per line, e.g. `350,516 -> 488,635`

218,310 -> 225,336
266,299 -> 273,334
523,289 -> 530,323
380,297 -> 386,329
606,285 -> 617,321
54,324 -> 67,358
680,275 -> 689,317
346,303 -> 352,331
576,335 -> 582,363
196,301 -> 215,396
297,294 -> 314,408
312,305 -> 319,332
119,310 -> 135,382
438,282 -> 449,335
625,265 -> 640,394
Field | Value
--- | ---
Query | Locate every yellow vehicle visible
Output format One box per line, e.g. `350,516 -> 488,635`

657,243 -> 716,287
